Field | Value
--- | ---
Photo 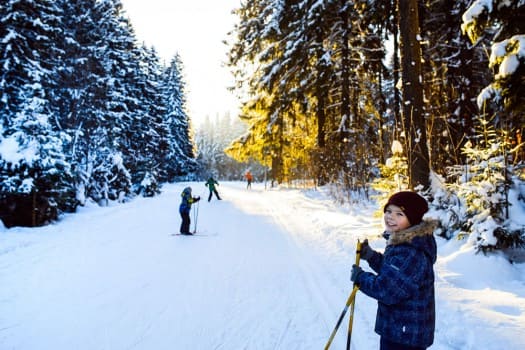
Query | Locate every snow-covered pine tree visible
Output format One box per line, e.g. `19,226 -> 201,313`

371,139 -> 409,210
0,92 -> 75,227
462,0 -> 525,116
461,0 -> 524,167
448,0 -> 525,253
90,0 -> 142,200
126,44 -> 166,195
421,0 -> 489,170
87,143 -> 131,206
200,113 -> 263,181
162,54 -> 198,181
196,115 -> 218,179
53,0 -> 114,205
443,115 -> 524,253
55,0 -> 140,204
0,0 -> 77,227
1,0 -> 202,225
0,0 -> 63,133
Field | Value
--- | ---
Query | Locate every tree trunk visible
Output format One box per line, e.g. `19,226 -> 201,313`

392,0 -> 401,135
315,28 -> 328,186
398,0 -> 430,189
339,0 -> 351,134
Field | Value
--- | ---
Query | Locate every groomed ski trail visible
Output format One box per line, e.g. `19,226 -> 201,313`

0,182 -> 381,350
225,184 -> 382,349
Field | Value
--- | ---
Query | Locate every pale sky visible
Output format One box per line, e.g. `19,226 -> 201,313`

120,0 -> 241,125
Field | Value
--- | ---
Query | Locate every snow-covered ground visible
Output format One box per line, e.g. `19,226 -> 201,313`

1,182 -> 524,349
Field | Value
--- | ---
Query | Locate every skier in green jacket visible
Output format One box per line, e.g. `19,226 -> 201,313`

205,176 -> 222,202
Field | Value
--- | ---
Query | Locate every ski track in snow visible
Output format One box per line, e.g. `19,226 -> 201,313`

248,187 -> 380,349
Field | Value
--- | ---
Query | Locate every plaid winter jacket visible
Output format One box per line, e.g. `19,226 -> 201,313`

356,220 -> 437,348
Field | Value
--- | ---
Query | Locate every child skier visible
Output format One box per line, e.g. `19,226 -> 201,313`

179,187 -> 200,235
350,191 -> 437,350
205,176 -> 221,201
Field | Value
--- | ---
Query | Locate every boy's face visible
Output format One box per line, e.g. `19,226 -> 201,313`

384,204 -> 411,232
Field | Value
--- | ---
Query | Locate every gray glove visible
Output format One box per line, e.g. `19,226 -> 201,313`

360,239 -> 374,261
350,264 -> 364,283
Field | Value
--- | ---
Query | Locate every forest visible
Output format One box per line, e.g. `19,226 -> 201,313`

1,0 -> 197,227
224,0 -> 525,252
1,1 -> 524,253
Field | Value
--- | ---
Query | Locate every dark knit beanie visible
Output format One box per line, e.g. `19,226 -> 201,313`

384,191 -> 429,225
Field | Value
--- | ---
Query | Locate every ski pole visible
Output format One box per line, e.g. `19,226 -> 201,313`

346,240 -> 362,350
324,285 -> 359,350
192,199 -> 199,233
324,240 -> 362,350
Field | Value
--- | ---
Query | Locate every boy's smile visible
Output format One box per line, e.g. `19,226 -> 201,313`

384,204 -> 411,232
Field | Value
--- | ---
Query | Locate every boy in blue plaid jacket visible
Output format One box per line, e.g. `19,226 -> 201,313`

351,191 -> 437,350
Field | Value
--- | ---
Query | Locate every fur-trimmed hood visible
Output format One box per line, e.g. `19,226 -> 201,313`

387,220 -> 438,263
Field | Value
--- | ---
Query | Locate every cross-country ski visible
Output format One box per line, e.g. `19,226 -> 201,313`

171,232 -> 217,237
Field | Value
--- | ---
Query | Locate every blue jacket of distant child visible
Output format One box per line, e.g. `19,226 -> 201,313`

355,220 -> 437,348
179,187 -> 197,214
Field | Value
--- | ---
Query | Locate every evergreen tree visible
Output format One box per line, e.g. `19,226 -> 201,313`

88,0 -> 137,202
162,53 -> 197,181
442,115 -> 524,251
0,0 -> 62,128
420,0 -> 489,171
228,0 -> 286,184
125,45 -> 166,195
227,0 -> 389,189
0,0 -> 200,226
461,0 -> 525,160
462,0 -> 525,115
198,113 -> 261,180
53,0 -> 112,204
0,0 -> 76,227
302,0 -> 334,184
0,91 -> 75,227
